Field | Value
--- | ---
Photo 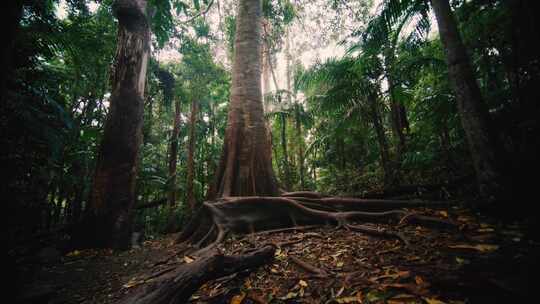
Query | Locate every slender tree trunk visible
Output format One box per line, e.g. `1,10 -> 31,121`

384,50 -> 408,168
387,74 -> 407,154
280,112 -> 291,190
285,31 -> 306,190
266,41 -> 291,190
78,0 -> 150,250
295,107 -> 305,190
168,98 -> 182,207
431,0 -> 504,201
207,102 -> 217,183
68,160 -> 84,225
285,29 -> 292,105
368,92 -> 393,187
208,0 -> 279,199
186,100 -> 198,211
439,116 -> 453,175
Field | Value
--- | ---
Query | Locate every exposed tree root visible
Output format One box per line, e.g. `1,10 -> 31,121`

117,245 -> 276,304
125,193 -> 453,302
175,195 -> 456,253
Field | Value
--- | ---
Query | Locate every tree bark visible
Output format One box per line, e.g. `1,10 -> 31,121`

187,99 -> 198,211
208,0 -> 279,199
387,72 -> 407,156
77,0 -> 150,250
368,92 -> 393,187
285,29 -> 306,190
118,245 -> 276,304
280,112 -> 291,190
261,18 -> 272,112
431,0 -> 504,201
295,106 -> 305,190
168,99 -> 181,207
384,50 -> 407,186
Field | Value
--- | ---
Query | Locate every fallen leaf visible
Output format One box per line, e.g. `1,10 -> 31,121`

230,292 -> 245,304
66,250 -> 81,257
356,290 -> 363,303
448,244 -> 499,252
477,228 -> 495,233
122,279 -> 142,289
439,211 -> 448,218
335,286 -> 345,298
381,283 -> 429,296
246,291 -> 267,304
335,296 -> 359,303
457,216 -> 473,222
370,270 -> 411,282
387,293 -> 418,303
299,280 -> 308,287
423,297 -> 447,304
365,289 -> 387,302
183,256 -> 195,263
280,292 -> 298,300
331,250 -> 346,261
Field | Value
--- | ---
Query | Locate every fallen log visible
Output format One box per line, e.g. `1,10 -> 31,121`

117,245 -> 276,304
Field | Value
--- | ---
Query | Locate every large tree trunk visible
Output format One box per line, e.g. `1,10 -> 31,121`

208,0 -> 279,199
186,99 -> 198,211
431,0 -> 504,201
76,0 -> 150,250
167,98 -> 182,207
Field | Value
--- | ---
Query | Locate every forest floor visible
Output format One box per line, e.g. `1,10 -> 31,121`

17,205 -> 538,304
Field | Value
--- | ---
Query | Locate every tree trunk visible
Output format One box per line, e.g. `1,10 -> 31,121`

261,18 -> 272,112
0,0 -> 23,104
168,98 -> 182,207
368,92 -> 393,187
207,0 -> 279,199
187,100 -> 198,211
384,49 -> 408,175
280,112 -> 291,190
431,0 -> 504,201
77,0 -> 150,250
295,106 -> 305,190
387,73 -> 407,156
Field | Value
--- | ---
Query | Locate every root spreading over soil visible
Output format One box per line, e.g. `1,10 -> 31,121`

121,194 -> 456,303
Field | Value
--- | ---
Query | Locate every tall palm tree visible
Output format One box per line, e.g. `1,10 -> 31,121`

365,0 -> 504,200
